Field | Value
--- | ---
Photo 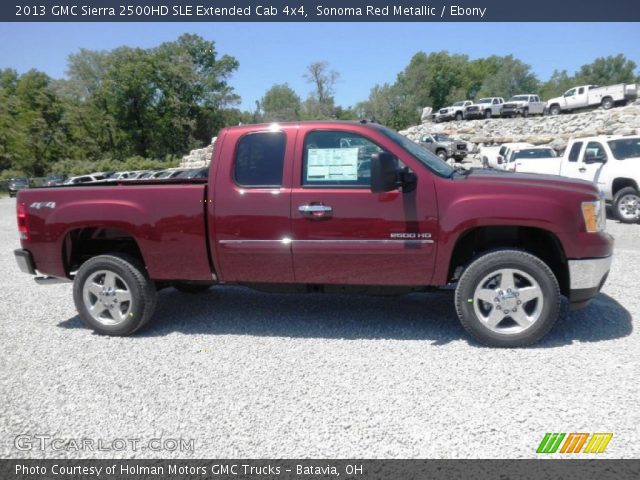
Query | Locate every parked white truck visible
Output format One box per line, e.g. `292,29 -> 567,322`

501,95 -> 546,117
513,136 -> 640,223
546,84 -> 639,115
479,142 -> 533,169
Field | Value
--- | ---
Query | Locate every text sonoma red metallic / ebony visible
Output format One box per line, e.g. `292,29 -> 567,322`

14,121 -> 613,346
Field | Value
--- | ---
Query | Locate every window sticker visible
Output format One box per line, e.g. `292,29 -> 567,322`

306,147 -> 359,182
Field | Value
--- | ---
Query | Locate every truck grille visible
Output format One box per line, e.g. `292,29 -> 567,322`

456,144 -> 467,150
439,109 -> 448,114
503,103 -> 515,109
466,106 -> 479,112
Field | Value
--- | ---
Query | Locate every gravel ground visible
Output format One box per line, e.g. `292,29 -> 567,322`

0,196 -> 638,459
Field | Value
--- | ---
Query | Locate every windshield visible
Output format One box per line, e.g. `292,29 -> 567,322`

509,96 -> 529,102
477,98 -> 492,104
513,149 -> 557,160
433,134 -> 452,142
608,138 -> 640,160
374,125 -> 455,178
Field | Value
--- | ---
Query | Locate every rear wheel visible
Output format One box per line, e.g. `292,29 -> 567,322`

613,187 -> 640,223
601,97 -> 614,110
455,250 -> 560,347
73,254 -> 157,336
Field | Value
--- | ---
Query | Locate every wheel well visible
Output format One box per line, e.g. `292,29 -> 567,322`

63,227 -> 145,276
436,148 -> 447,154
448,226 -> 569,295
612,178 -> 638,196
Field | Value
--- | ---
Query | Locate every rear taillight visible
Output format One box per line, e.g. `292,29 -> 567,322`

17,202 -> 28,240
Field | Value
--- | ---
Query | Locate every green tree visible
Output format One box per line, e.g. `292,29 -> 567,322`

260,83 -> 301,121
302,61 -> 339,119
575,54 -> 638,86
539,69 -> 575,100
476,55 -> 539,99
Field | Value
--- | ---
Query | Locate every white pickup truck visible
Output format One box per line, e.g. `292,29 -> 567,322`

479,142 -> 533,169
513,136 -> 640,223
546,84 -> 639,115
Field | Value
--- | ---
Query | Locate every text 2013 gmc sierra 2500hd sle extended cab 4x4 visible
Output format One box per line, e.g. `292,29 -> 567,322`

14,121 -> 613,347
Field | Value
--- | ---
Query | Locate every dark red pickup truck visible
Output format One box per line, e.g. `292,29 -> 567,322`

14,121 -> 613,346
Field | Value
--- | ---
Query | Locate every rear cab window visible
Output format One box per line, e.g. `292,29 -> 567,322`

234,131 -> 286,187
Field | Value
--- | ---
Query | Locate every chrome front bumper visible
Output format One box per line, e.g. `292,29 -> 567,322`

568,256 -> 612,308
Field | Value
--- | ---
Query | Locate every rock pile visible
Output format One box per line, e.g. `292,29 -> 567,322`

180,102 -> 640,167
180,137 -> 216,168
400,102 -> 640,154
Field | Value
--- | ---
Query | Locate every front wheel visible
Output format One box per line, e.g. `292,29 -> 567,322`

454,250 -> 561,347
522,108 -> 529,118
436,150 -> 447,161
73,254 -> 157,336
455,112 -> 463,121
549,105 -> 561,116
613,187 -> 640,223
484,109 -> 492,119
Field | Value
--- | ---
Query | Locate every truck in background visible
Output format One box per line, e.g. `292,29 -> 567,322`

501,95 -> 546,117
546,84 -> 639,115
513,135 -> 640,223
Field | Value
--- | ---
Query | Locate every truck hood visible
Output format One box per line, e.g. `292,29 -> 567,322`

458,168 -> 598,198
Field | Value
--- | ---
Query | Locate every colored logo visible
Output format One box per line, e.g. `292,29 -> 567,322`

537,433 -> 612,454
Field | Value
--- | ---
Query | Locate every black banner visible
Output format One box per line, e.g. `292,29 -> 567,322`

4,0 -> 640,22
2,460 -> 640,480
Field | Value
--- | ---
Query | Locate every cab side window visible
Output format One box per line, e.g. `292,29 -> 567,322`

568,142 -> 583,162
234,132 -> 286,187
585,142 -> 607,162
302,131 -> 391,187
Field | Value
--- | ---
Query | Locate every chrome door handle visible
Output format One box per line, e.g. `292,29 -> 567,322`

579,167 -> 587,172
298,204 -> 333,219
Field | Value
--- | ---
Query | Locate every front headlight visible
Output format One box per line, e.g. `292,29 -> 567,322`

581,198 -> 606,232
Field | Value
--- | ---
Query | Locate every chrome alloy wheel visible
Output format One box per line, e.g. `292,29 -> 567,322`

472,268 -> 544,335
617,193 -> 640,221
82,270 -> 132,326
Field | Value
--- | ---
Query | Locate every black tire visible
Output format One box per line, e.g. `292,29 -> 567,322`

484,109 -> 492,119
73,254 -> 157,336
549,105 -> 561,116
9,192 -> 15,198
613,186 -> 640,224
601,97 -> 614,110
455,112 -> 463,121
522,108 -> 529,118
454,250 -> 561,347
174,283 -> 212,294
436,150 -> 447,161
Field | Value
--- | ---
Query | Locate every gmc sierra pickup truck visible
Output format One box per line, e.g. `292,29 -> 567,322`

14,121 -> 613,347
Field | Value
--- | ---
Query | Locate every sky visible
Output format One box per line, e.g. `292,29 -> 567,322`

1,22 -> 639,110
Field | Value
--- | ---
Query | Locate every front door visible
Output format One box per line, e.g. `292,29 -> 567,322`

290,128 -> 438,286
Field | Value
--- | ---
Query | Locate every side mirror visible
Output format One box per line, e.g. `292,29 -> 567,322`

371,152 -> 400,193
497,156 -> 504,165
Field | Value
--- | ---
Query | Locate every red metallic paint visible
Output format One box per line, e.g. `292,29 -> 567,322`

17,121 -> 613,289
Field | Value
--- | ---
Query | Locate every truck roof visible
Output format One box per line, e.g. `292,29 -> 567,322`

222,120 -> 378,134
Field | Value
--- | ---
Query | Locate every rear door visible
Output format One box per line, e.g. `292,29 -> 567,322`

211,127 -> 296,283
290,127 -> 438,286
